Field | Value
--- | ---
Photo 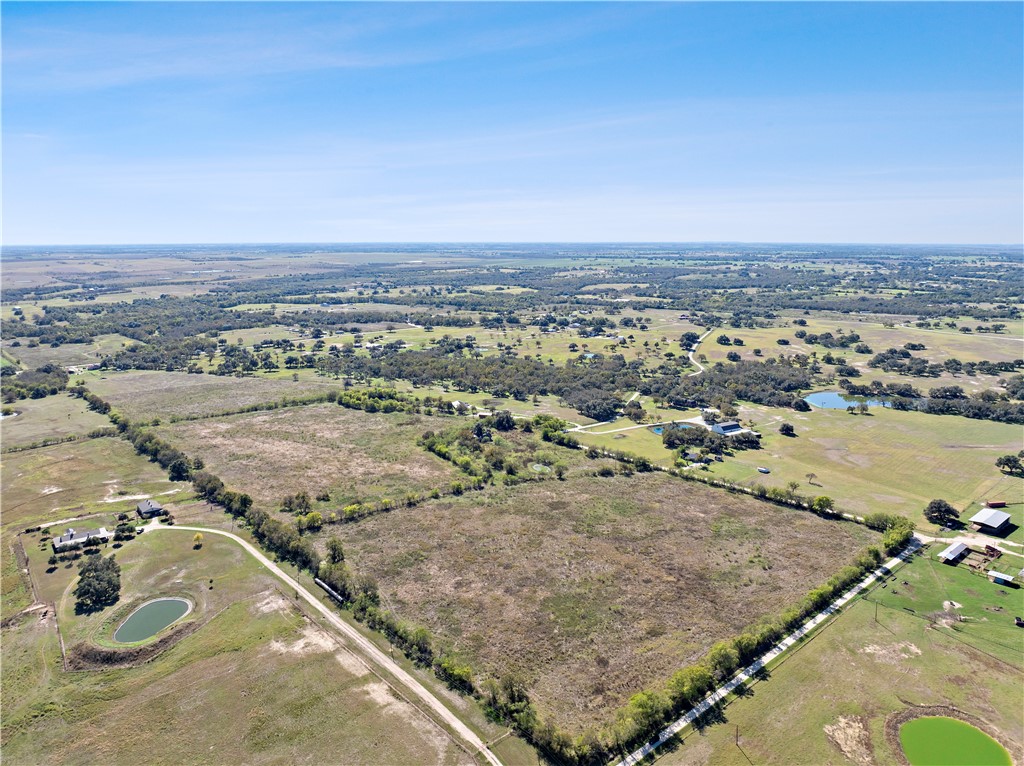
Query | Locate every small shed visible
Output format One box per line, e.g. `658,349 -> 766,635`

969,507 -> 1011,534
987,570 -> 1015,586
985,500 -> 1007,508
937,542 -> 969,565
136,499 -> 165,519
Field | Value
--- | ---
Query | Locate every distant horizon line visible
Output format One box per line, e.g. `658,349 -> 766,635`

4,241 -> 1022,249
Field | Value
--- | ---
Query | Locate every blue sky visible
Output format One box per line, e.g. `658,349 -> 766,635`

3,2 -> 1022,244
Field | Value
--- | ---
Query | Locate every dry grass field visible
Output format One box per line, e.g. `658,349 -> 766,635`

335,471 -> 878,735
1,438 -> 184,531
2,529 -> 474,766
1,394 -> 111,449
84,370 -> 343,421
152,404 -> 462,511
3,334 -> 135,370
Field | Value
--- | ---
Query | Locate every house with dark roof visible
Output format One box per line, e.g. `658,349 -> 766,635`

136,499 -> 165,519
969,507 -> 1011,534
53,527 -> 111,552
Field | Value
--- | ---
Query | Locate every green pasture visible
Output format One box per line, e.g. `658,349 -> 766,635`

704,403 -> 1023,526
1,394 -> 111,450
653,550 -> 1023,766
3,334 -> 134,370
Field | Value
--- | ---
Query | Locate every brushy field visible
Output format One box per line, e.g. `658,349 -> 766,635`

84,370 -> 343,421
652,548 -> 1023,766
1,394 -> 111,449
2,530 -> 473,766
0,438 -> 186,532
335,471 -> 878,735
704,404 -> 1024,527
152,404 -> 463,512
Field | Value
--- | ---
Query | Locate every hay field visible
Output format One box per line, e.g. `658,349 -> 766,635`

1,438 -> 184,531
153,404 -> 462,511
85,370 -> 342,421
1,394 -> 111,449
336,471 -> 878,734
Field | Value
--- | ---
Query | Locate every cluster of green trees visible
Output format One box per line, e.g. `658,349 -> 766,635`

74,554 -> 121,613
661,423 -> 761,455
861,513 -> 916,553
1,365 -> 69,401
646,359 -> 814,409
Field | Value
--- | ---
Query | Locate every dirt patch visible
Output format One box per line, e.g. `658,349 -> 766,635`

860,642 -> 922,664
67,619 -> 202,670
884,704 -> 1022,766
824,715 -> 874,766
333,647 -> 370,676
251,591 -> 289,615
267,621 -> 336,656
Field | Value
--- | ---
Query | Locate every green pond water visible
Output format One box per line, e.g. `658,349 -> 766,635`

113,598 -> 190,643
899,716 -> 1011,766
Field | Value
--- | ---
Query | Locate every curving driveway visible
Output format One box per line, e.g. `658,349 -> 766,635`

145,522 -> 503,766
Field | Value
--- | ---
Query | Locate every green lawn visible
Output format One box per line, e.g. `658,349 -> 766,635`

652,549 -> 1023,766
704,404 -> 1023,528
575,427 -> 678,466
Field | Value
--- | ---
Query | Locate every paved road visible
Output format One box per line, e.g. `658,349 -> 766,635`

687,329 -> 714,377
616,543 -> 919,766
146,523 -> 503,766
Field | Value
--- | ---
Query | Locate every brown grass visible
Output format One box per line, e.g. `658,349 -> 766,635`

85,370 -> 344,421
153,404 -> 461,511
335,471 -> 878,734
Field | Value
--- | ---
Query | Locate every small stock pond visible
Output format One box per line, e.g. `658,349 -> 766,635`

899,717 -> 1010,766
113,598 -> 191,643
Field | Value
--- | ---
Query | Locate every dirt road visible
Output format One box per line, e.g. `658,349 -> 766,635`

146,522 -> 503,766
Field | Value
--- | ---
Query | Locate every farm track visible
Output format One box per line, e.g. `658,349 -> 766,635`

144,522 -> 504,766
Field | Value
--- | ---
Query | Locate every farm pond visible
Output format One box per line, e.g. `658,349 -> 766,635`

899,716 -> 1011,766
113,598 -> 191,643
804,391 -> 891,409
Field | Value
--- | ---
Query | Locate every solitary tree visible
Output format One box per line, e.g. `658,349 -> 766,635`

923,499 -> 959,527
995,454 -> 1024,475
192,532 -> 204,549
805,472 -> 818,485
779,422 -> 796,436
